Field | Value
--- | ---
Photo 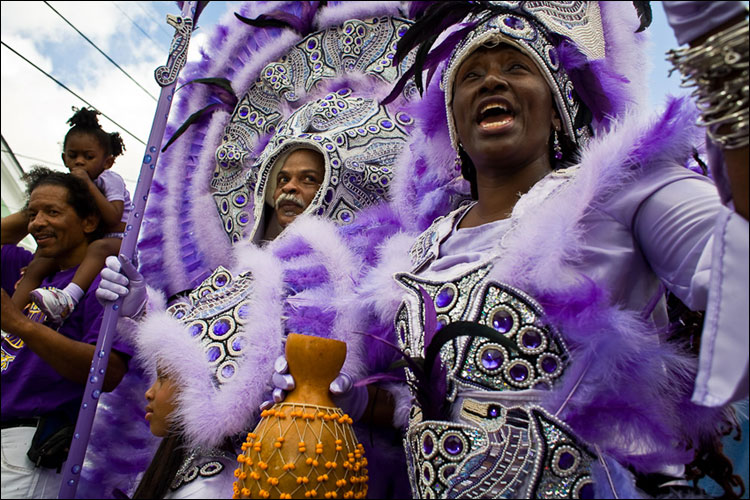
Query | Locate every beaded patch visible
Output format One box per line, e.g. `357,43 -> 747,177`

166,266 -> 254,385
405,404 -> 596,499
211,16 -> 416,244
170,446 -> 234,491
396,265 -> 569,403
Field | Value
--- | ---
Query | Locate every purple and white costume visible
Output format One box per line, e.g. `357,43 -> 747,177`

352,1 -> 749,498
94,169 -> 133,227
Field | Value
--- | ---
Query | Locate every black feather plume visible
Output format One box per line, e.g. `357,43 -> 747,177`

632,1 -> 653,33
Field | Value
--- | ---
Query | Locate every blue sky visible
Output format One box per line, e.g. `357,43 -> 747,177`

1,1 -> 692,196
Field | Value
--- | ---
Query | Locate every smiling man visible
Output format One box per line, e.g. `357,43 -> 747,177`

1,167 -> 131,499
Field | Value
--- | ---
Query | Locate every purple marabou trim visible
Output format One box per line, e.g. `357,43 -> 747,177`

284,264 -> 331,291
284,304 -> 336,337
338,203 -> 402,270
557,41 -> 632,126
314,0 -> 404,28
273,237 -> 314,261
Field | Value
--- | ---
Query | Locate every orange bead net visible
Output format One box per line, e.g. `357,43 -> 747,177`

233,403 -> 368,499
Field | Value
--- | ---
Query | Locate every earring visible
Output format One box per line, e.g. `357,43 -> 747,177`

455,145 -> 463,171
553,130 -> 563,160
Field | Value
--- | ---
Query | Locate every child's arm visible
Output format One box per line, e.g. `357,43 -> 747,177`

1,210 -> 30,245
70,168 -> 125,230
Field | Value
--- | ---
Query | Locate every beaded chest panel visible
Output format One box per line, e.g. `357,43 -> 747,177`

395,264 -> 598,498
405,404 -> 596,498
395,265 -> 570,403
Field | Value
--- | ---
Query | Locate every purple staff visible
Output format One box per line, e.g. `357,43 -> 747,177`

58,2 -> 201,497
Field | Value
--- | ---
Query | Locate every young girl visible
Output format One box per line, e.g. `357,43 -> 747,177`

130,365 -> 237,499
14,107 -> 132,322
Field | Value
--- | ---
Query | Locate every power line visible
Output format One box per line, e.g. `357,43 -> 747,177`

134,1 -> 174,39
43,1 -> 158,102
111,1 -> 165,51
1,40 -> 146,146
1,149 -> 65,169
1,149 -> 138,185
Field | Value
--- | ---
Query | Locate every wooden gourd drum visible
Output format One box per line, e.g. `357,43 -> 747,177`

233,333 -> 368,499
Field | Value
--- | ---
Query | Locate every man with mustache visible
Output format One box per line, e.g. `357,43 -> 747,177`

263,148 -> 326,241
1,167 -> 130,499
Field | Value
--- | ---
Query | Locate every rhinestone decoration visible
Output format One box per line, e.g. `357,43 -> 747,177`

406,404 -> 596,499
397,265 -> 569,401
211,16 -> 416,244
170,446 -> 234,492
165,266 -> 254,385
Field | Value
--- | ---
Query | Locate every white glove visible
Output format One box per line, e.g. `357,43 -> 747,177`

262,354 -> 369,421
96,254 -> 148,319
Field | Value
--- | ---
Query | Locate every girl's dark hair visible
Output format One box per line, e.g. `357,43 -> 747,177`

132,434 -> 237,499
64,107 -> 125,158
131,433 -> 186,499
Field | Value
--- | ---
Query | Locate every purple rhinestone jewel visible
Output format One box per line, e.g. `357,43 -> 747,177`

444,435 -> 463,456
509,363 -> 529,382
521,329 -> 542,349
221,364 -> 235,378
423,434 -> 434,455
174,309 -> 185,319
503,16 -> 524,30
435,287 -> 454,308
436,317 -> 447,331
235,194 -> 246,205
442,465 -> 456,478
481,348 -> 503,370
492,309 -> 513,333
215,274 -> 227,287
232,339 -> 243,352
488,405 -> 500,418
213,319 -> 230,335
558,451 -> 576,470
541,355 -> 558,374
207,346 -> 221,362
579,482 -> 595,500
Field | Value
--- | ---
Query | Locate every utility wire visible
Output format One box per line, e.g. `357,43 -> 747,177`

1,149 -> 137,185
43,1 -> 158,101
111,1 -> 165,51
1,149 -> 65,169
134,1 -> 174,39
1,41 -> 146,146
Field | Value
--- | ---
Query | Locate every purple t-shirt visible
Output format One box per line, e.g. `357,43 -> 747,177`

1,244 -> 30,296
1,244 -> 132,420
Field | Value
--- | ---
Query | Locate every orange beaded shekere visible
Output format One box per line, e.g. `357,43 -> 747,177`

232,403 -> 368,499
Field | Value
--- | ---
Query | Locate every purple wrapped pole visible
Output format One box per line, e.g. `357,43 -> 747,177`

58,2 -> 199,497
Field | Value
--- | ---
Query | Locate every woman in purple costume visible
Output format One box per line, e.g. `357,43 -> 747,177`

359,1 -> 748,498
